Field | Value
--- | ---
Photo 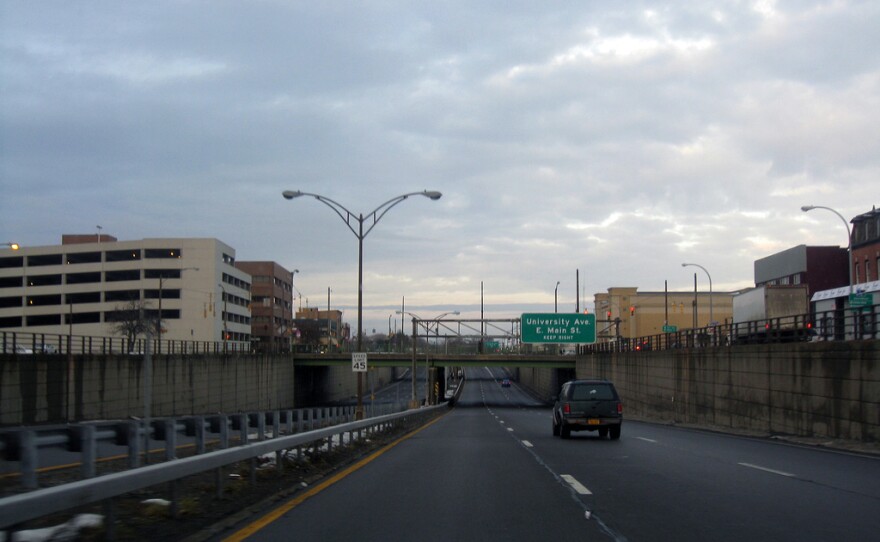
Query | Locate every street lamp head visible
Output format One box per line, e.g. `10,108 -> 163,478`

801,205 -> 815,212
423,190 -> 442,200
282,190 -> 304,200
3,242 -> 19,250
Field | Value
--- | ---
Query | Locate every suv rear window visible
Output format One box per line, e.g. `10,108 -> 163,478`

570,383 -> 615,401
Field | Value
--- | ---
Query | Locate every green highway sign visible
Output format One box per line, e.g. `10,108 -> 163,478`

849,293 -> 872,308
662,325 -> 678,333
521,313 -> 596,344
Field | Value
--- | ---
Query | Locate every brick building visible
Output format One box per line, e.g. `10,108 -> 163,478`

234,261 -> 295,353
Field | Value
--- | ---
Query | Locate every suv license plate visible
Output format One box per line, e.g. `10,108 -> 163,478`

587,418 -> 600,425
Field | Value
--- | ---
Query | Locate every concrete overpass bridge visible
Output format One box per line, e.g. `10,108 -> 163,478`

291,352 -> 577,369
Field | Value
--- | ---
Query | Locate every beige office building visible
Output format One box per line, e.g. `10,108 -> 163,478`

0,235 -> 252,347
594,287 -> 734,341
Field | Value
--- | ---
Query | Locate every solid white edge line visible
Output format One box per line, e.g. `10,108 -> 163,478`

738,462 -> 795,478
561,474 -> 593,495
634,437 -> 657,443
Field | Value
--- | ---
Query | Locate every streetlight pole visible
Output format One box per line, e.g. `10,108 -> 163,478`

283,189 -> 442,418
682,263 -> 713,326
554,281 -> 560,313
801,205 -> 853,297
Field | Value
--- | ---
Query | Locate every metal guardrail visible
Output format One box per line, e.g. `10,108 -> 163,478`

0,403 -> 447,530
585,304 -> 878,353
0,330 -> 252,356
1,404 -> 413,491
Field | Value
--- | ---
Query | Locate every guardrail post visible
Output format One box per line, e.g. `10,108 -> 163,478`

218,415 -> 229,449
20,430 -> 38,489
126,421 -> 141,468
103,499 -> 116,540
273,411 -> 283,472
81,424 -> 96,479
164,419 -> 177,461
257,412 -> 266,441
295,409 -> 303,433
238,413 -> 249,445
194,416 -> 206,455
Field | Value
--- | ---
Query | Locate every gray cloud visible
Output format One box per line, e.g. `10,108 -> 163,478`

2,1 -> 877,333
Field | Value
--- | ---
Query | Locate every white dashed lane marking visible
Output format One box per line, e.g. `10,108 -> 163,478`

738,462 -> 796,478
561,474 -> 593,495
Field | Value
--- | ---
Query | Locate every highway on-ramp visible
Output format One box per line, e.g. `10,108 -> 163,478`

223,367 -> 880,541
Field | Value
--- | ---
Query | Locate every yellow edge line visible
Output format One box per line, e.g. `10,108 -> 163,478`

0,440 -> 227,480
222,412 -> 448,542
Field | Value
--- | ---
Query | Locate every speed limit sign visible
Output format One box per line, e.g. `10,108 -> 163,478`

352,352 -> 368,372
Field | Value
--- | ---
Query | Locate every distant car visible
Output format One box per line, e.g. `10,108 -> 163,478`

14,345 -> 33,354
501,378 -> 511,388
444,384 -> 457,400
553,379 -> 622,440
36,343 -> 58,354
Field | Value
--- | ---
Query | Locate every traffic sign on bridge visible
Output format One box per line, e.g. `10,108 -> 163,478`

521,313 -> 596,344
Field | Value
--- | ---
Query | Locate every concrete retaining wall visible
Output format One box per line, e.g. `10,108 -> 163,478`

578,341 -> 879,442
0,353 -> 396,426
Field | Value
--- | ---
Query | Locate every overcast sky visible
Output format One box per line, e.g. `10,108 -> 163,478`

2,1 -> 878,335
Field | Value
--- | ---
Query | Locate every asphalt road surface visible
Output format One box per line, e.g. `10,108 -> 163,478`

223,367 -> 880,541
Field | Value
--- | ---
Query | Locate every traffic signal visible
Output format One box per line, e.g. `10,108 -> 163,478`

630,306 -> 635,316
606,310 -> 612,319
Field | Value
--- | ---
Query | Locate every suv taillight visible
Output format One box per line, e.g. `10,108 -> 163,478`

617,402 -> 623,414
563,403 -> 571,414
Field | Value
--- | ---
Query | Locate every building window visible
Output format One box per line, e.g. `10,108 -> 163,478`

0,296 -> 22,308
105,249 -> 141,262
27,274 -> 63,287
105,290 -> 141,302
66,252 -> 101,264
67,292 -> 101,304
66,312 -> 101,324
145,269 -> 182,279
144,248 -> 182,259
854,262 -> 860,284
145,289 -> 180,300
67,272 -> 101,284
0,316 -> 22,328
0,276 -> 22,288
27,254 -> 63,267
866,259 -> 872,283
0,257 -> 24,269
27,294 -> 61,306
105,269 -> 141,282
26,314 -> 61,326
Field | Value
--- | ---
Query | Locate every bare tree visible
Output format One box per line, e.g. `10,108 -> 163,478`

109,299 -> 151,353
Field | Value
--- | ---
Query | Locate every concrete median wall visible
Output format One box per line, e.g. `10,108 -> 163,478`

0,353 -> 396,426
578,341 -> 879,442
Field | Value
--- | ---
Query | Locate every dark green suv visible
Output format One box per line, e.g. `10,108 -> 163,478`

552,379 -> 622,439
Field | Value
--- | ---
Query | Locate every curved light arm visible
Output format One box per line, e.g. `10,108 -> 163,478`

282,190 -> 363,238
681,262 -> 712,286
364,191 -> 441,239
801,205 -> 852,247
802,204 -> 853,292
395,309 -> 422,321
282,190 -> 442,240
